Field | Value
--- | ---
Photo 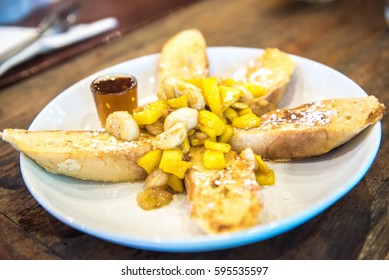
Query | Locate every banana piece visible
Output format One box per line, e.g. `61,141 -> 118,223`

105,111 -> 140,141
144,168 -> 170,189
153,122 -> 187,149
158,78 -> 206,110
164,107 -> 198,131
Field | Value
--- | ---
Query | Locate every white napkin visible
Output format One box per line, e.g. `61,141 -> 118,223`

0,17 -> 118,76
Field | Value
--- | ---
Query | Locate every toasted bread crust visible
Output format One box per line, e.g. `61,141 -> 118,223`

230,96 -> 385,160
233,48 -> 296,116
1,129 -> 153,182
249,83 -> 287,117
185,147 -> 261,234
158,29 -> 208,82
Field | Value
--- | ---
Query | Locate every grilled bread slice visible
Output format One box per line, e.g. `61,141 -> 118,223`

1,129 -> 153,182
158,29 -> 208,83
230,96 -> 385,160
185,147 -> 261,234
233,48 -> 296,116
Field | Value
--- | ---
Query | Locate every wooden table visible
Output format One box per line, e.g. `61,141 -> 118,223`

0,0 -> 388,260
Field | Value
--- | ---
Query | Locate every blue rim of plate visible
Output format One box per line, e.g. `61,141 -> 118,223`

19,47 -> 383,252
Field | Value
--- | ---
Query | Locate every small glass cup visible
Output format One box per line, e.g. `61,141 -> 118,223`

90,73 -> 138,127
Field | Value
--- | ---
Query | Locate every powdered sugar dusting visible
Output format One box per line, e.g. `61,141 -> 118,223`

260,101 -> 337,130
69,131 -> 142,154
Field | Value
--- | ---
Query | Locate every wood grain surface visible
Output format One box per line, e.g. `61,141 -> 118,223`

0,0 -> 388,260
0,0 -> 202,88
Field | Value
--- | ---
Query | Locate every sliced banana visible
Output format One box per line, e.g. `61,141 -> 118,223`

153,122 -> 187,149
144,168 -> 170,189
146,118 -> 165,135
105,111 -> 140,141
158,78 -> 205,110
239,148 -> 258,170
164,107 -> 198,131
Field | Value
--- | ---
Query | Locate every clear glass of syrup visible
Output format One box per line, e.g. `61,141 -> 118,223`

90,73 -> 138,127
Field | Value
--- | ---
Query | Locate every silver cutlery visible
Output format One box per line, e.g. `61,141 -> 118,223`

0,3 -> 79,64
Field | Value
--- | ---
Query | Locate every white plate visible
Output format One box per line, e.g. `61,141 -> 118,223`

20,47 -> 382,252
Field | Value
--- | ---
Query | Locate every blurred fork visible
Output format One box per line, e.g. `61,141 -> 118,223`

0,3 -> 79,64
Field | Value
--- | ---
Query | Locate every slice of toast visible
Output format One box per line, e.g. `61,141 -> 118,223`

158,29 -> 209,83
185,147 -> 261,234
230,96 -> 385,160
233,48 -> 296,116
1,129 -> 153,182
